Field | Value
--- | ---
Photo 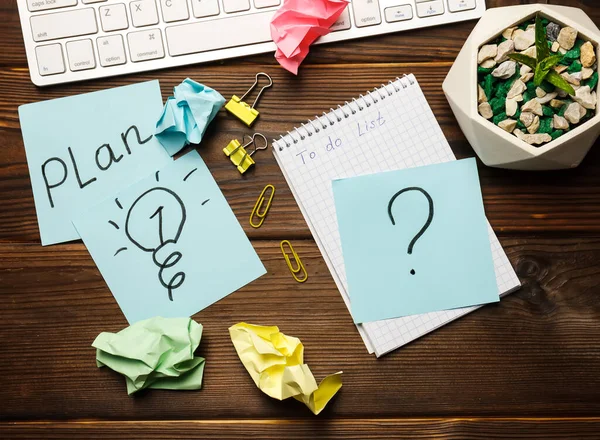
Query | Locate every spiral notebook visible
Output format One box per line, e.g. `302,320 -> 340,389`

272,74 -> 521,357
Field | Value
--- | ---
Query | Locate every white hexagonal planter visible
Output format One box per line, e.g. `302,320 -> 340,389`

443,4 -> 600,170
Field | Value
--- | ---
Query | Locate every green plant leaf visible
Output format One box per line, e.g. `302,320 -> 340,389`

534,63 -> 550,86
535,14 -> 550,61
507,53 -> 537,68
546,70 -> 576,95
539,54 -> 563,71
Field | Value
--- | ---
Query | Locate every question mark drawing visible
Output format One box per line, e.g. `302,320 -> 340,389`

125,187 -> 187,301
387,187 -> 434,275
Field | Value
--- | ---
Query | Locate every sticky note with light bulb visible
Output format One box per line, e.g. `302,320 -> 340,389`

73,150 -> 266,324
332,158 -> 499,324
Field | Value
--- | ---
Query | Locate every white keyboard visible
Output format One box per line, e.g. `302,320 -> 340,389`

17,0 -> 486,86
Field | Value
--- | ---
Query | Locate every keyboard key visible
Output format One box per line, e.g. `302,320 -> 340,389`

27,0 -> 77,12
385,5 -> 413,23
35,43 -> 65,75
130,0 -> 159,27
191,0 -> 219,18
66,38 -> 96,71
31,8 -> 98,42
128,29 -> 165,62
159,0 -> 189,22
223,0 -> 250,13
416,0 -> 444,18
448,0 -> 476,13
100,4 -> 129,32
254,0 -> 280,8
97,35 -> 127,66
331,8 -> 351,32
166,11 -> 273,56
352,0 -> 381,28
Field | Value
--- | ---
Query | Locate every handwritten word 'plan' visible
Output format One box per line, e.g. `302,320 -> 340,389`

19,80 -> 171,245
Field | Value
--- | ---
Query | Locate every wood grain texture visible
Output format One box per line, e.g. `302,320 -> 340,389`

3,418 -> 600,439
2,64 -> 600,243
1,0 -> 600,438
1,238 -> 599,420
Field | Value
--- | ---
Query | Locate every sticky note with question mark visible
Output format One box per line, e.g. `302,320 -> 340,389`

73,150 -> 266,324
332,158 -> 498,324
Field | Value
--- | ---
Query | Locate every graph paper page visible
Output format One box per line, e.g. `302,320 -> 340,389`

273,75 -> 520,357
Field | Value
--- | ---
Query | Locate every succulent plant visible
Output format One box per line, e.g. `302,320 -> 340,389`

508,14 -> 576,95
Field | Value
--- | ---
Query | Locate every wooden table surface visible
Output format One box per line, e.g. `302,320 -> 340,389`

1,0 -> 600,438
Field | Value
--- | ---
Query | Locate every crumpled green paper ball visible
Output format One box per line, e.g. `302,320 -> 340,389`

92,317 -> 205,395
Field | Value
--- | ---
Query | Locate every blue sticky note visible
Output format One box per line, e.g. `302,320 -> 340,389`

332,158 -> 498,324
73,150 -> 266,324
19,81 -> 172,245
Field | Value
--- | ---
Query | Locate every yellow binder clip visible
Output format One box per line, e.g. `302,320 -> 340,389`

223,133 -> 268,174
225,72 -> 273,127
250,184 -> 275,228
280,240 -> 308,283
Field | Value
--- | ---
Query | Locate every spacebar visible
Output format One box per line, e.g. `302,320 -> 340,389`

166,12 -> 275,56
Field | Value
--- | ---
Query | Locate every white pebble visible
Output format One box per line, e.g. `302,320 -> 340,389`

551,41 -> 560,53
536,87 -> 547,98
562,72 -> 581,86
536,92 -> 558,105
582,67 -> 594,80
478,84 -> 487,103
478,44 -> 498,64
557,26 -> 578,51
521,73 -> 534,83
498,118 -> 517,133
554,65 -> 568,74
502,27 -> 516,40
527,115 -> 540,134
520,111 -> 535,127
564,101 -> 587,124
478,102 -> 494,119
507,79 -> 527,98
513,28 -> 535,51
520,65 -> 532,75
573,85 -> 597,109
520,46 -> 536,58
480,58 -> 497,69
492,60 -> 517,79
506,97 -> 518,117
553,114 -> 570,130
521,132 -> 552,145
521,99 -> 543,116
495,40 -> 515,63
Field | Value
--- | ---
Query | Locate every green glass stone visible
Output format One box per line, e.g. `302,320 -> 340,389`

558,104 -> 568,117
550,130 -> 564,140
516,120 -> 526,130
539,117 -> 553,134
542,106 -> 554,117
585,72 -> 599,91
493,112 -> 507,125
483,74 -> 495,101
568,61 -> 582,73
539,80 -> 555,93
478,66 -> 494,76
560,48 -> 581,65
490,97 -> 505,115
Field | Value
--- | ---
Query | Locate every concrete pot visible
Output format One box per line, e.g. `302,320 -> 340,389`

443,4 -> 600,170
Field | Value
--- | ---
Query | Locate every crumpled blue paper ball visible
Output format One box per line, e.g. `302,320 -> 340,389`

155,78 -> 225,156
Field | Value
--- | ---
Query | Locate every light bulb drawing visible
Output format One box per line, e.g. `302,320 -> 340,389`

109,167 -> 209,301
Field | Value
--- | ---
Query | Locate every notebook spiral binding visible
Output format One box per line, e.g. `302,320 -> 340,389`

275,74 -> 416,151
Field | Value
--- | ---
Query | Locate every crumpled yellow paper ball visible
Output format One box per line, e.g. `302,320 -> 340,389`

229,322 -> 342,415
